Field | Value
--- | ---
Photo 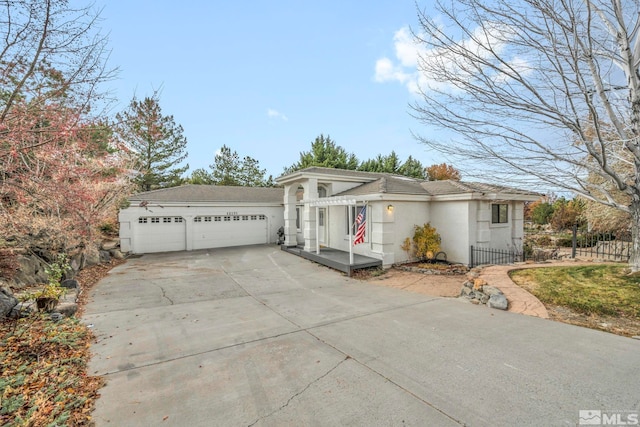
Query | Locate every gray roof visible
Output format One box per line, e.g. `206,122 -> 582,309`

129,185 -> 284,204
336,176 -> 538,198
336,176 -> 429,196
280,167 -> 537,198
422,180 -> 539,196
277,167 -> 395,182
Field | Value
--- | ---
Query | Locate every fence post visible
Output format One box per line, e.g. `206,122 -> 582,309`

470,245 -> 474,268
572,223 -> 577,259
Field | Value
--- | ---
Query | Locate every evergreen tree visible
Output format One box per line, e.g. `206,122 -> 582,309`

358,151 -> 402,174
209,145 -> 271,186
187,168 -> 214,185
399,156 -> 426,179
284,134 -> 358,173
210,145 -> 241,185
116,92 -> 188,192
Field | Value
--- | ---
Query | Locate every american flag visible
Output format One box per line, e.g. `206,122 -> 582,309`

353,205 -> 366,245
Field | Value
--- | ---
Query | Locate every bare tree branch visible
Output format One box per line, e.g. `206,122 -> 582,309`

409,0 -> 640,269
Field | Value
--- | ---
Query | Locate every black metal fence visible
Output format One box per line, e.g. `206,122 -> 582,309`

469,245 -> 524,268
571,225 -> 631,262
471,226 -> 632,267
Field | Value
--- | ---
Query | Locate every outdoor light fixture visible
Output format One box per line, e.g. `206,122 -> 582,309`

387,204 -> 394,212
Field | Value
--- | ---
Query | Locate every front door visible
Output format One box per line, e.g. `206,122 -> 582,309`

318,208 -> 326,245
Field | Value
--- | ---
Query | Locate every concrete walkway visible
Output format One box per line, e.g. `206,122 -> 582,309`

84,247 -> 640,426
478,260 -> 606,319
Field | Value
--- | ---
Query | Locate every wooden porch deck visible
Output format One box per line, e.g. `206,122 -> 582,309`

281,245 -> 382,276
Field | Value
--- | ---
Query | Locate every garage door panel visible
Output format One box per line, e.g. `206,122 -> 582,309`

135,217 -> 186,253
192,215 -> 267,250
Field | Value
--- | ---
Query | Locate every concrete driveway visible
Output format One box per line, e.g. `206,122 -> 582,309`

84,245 -> 640,426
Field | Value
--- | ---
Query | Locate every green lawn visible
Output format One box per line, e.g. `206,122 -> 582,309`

510,264 -> 640,319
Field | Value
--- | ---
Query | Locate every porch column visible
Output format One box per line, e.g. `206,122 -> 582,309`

303,178 -> 319,252
315,205 -> 320,254
283,184 -> 298,246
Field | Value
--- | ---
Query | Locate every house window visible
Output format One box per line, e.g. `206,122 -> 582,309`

251,215 -> 257,220
214,216 -> 221,222
259,215 -> 266,220
295,207 -> 301,230
174,217 -> 183,223
242,215 -> 248,221
194,217 -> 202,222
163,217 -> 171,223
233,215 -> 240,221
151,217 -> 160,223
346,205 -> 367,235
204,216 -> 212,222
492,204 -> 508,224
318,186 -> 327,198
138,217 -> 148,224
224,216 -> 231,221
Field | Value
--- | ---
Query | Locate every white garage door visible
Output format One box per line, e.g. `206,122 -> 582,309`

134,216 -> 186,253
192,214 -> 268,250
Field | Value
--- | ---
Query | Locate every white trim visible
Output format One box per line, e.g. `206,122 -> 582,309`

308,196 -> 358,206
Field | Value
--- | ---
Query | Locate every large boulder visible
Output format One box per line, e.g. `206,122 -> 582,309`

482,285 -> 503,297
82,247 -> 101,268
0,287 -> 18,318
12,255 -> 48,287
488,293 -> 509,310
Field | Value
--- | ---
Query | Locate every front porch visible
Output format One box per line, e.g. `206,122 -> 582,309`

281,246 -> 382,276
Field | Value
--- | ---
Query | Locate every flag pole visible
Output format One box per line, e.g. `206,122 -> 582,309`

348,203 -> 354,265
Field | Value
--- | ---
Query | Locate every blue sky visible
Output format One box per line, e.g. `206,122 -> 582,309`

96,1 -> 448,179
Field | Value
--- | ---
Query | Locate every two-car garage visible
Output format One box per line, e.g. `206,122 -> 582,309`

119,185 -> 284,254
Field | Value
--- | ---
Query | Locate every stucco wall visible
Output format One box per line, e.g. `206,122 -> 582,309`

429,200 -> 472,265
489,201 -> 525,251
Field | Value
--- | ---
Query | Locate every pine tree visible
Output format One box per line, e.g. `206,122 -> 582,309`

209,145 -> 270,186
284,134 -> 359,173
116,92 -> 188,192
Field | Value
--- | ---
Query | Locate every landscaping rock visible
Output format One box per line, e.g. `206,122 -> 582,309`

10,302 -> 36,318
60,279 -> 80,291
0,286 -> 18,318
13,255 -> 49,288
460,286 -> 473,297
70,253 -> 83,273
53,302 -> 77,317
82,247 -> 100,268
109,249 -> 124,259
488,293 -> 508,310
460,275 -> 509,311
99,250 -> 111,263
473,278 -> 487,291
101,239 -> 119,251
482,285 -> 503,297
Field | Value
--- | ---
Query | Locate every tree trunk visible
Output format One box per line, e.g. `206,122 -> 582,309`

630,200 -> 640,272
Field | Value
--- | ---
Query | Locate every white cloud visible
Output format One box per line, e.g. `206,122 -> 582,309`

374,24 -> 530,95
393,27 -> 422,68
267,108 -> 288,121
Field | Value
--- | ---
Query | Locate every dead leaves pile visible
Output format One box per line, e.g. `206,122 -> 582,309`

0,316 -> 103,426
1,259 -> 124,426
